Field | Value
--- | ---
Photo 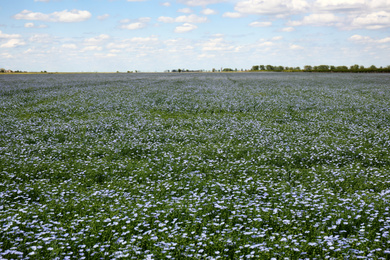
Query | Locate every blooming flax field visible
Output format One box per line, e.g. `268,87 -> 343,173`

1,72 -> 390,259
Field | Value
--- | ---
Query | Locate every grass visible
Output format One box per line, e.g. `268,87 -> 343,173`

1,72 -> 390,259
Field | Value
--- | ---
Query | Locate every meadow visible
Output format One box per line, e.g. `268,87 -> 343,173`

0,72 -> 390,259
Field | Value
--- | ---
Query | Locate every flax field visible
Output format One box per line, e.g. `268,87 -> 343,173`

1,72 -> 390,259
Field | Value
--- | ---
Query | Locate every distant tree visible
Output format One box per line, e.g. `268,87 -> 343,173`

266,65 -> 274,71
369,65 -> 377,70
0,68 -> 5,73
259,65 -> 265,70
317,65 -> 330,72
304,65 -> 312,71
251,65 -> 259,71
336,66 -> 348,72
223,68 -> 233,72
350,64 -> 359,71
275,66 -> 284,71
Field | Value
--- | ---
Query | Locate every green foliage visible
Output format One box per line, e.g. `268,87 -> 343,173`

1,73 -> 390,259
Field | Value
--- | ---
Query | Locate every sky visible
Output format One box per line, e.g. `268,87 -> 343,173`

0,0 -> 389,72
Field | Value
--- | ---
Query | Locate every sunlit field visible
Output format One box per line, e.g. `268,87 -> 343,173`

1,72 -> 390,259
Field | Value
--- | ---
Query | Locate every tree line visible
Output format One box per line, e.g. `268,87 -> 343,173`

250,64 -> 390,73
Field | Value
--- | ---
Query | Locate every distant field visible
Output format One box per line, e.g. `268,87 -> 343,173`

1,73 -> 390,259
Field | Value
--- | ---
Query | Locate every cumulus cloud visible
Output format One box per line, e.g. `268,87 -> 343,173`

349,34 -> 390,43
249,21 -> 272,27
178,0 -> 227,6
13,9 -> 92,23
28,33 -> 53,43
82,46 -> 103,51
1,39 -> 26,48
235,0 -> 309,16
24,22 -> 47,28
0,31 -> 26,48
158,14 -> 208,23
120,17 -> 151,30
201,8 -> 217,15
288,13 -> 343,26
0,31 -> 22,39
85,34 -> 110,45
350,11 -> 390,29
202,37 -> 234,51
174,23 -> 198,33
282,27 -> 295,32
290,44 -> 304,50
314,0 -> 366,12
106,37 -> 159,49
161,2 -> 171,6
222,12 -> 243,18
178,8 -> 192,13
62,44 -> 77,49
97,14 -> 110,21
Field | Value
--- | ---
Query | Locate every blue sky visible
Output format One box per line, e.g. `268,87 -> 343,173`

0,0 -> 389,72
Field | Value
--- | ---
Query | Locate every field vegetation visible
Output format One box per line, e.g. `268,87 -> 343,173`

1,73 -> 390,259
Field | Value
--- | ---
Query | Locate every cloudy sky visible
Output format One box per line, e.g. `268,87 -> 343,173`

0,0 -> 389,72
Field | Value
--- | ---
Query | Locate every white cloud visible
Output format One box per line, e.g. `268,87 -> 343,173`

127,0 -> 146,1
29,34 -> 53,43
281,26 -> 295,32
178,8 -> 192,13
62,44 -> 77,49
0,31 -> 25,48
235,0 -> 309,16
85,34 -> 110,45
162,2 -> 171,6
0,31 -> 22,39
314,0 -> 366,12
249,21 -> 272,27
34,0 -> 50,2
349,34 -> 390,43
120,17 -> 151,30
258,41 -> 274,47
158,14 -> 208,23
97,14 -> 110,21
0,39 -> 26,48
24,22 -> 47,28
130,36 -> 158,43
288,13 -> 343,26
290,44 -> 304,50
121,22 -> 146,30
82,46 -> 103,51
202,37 -> 234,51
174,23 -> 198,33
350,11 -> 390,29
1,52 -> 13,58
198,53 -> 216,58
178,0 -> 227,6
158,17 -> 175,23
201,8 -> 217,15
14,9 -> 92,23
222,12 -> 242,18
106,36 -> 159,49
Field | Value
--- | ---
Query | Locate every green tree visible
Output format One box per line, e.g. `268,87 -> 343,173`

251,65 -> 259,71
260,65 -> 265,70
